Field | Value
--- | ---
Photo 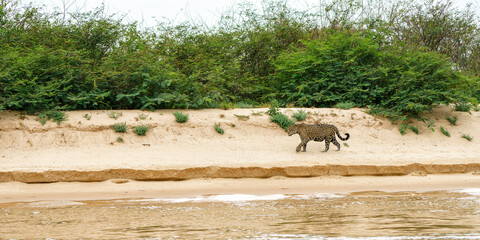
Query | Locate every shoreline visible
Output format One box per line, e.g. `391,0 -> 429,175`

1,174 -> 479,204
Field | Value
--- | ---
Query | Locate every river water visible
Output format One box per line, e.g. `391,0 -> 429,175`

1,189 -> 480,239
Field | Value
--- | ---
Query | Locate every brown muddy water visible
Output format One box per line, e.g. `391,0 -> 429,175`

1,190 -> 480,239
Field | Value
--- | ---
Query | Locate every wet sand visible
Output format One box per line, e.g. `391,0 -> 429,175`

1,174 -> 480,203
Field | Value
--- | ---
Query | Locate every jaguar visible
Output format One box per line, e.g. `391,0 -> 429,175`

287,123 -> 350,152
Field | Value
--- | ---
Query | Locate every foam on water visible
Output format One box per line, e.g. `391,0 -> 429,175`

455,188 -> 480,196
255,234 -> 480,240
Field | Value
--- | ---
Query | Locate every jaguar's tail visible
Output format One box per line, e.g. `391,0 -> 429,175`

336,131 -> 350,141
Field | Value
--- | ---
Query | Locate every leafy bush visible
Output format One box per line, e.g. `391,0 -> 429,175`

133,125 -> 149,136
270,113 -> 294,131
173,111 -> 189,123
292,110 -> 308,121
214,123 -> 224,135
111,122 -> 127,133
455,103 -> 472,112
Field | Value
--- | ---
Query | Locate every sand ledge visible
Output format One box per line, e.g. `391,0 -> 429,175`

2,163 -> 480,183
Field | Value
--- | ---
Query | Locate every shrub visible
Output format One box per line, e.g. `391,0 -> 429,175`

270,112 -> 294,131
133,125 -> 149,136
292,109 -> 308,121
455,103 -> 472,112
173,111 -> 189,123
440,126 -> 450,137
446,116 -> 458,126
214,123 -> 224,135
111,122 -> 127,133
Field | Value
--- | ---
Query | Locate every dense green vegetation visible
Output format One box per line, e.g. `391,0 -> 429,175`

1,0 -> 479,123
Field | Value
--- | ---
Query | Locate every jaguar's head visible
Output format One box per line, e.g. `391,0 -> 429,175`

287,124 -> 297,136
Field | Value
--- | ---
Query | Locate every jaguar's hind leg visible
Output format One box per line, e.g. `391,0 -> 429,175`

332,137 -> 341,151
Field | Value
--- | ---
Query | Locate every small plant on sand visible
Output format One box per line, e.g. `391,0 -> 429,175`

234,114 -> 249,121
111,122 -> 127,133
409,125 -> 419,134
334,102 -> 356,110
440,126 -> 450,137
136,113 -> 149,120
251,110 -> 263,116
292,109 -> 308,121
36,110 -> 68,125
214,123 -> 224,135
173,111 -> 189,123
266,102 -> 280,116
343,142 -> 350,147
83,114 -> 92,120
270,113 -> 294,131
446,115 -> 458,126
108,111 -> 122,120
117,137 -> 124,143
399,123 -> 408,135
461,133 -> 473,141
455,103 -> 471,112
133,125 -> 149,136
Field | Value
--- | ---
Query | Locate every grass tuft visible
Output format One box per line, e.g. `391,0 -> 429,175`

173,111 -> 189,123
440,126 -> 450,137
214,123 -> 224,134
108,111 -> 122,120
461,133 -> 473,141
446,115 -> 458,126
36,110 -> 68,125
133,125 -> 149,136
116,137 -> 124,143
111,122 -> 127,133
83,114 -> 92,120
292,109 -> 308,121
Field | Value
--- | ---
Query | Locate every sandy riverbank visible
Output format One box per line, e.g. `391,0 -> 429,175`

0,106 -> 479,202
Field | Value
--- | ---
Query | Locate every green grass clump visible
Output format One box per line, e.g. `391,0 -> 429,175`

36,110 -> 68,125
474,105 -> 480,111
214,123 -> 224,135
292,109 -> 308,121
133,125 -> 149,136
111,122 -> 127,133
234,114 -> 250,121
117,137 -> 124,143
137,113 -> 149,120
334,102 -> 356,110
455,103 -> 471,112
440,126 -> 450,137
461,133 -> 473,141
108,111 -> 122,120
409,125 -> 419,134
83,114 -> 92,120
270,112 -> 294,131
446,115 -> 458,125
173,111 -> 189,123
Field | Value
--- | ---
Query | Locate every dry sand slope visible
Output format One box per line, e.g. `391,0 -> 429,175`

0,106 -> 479,183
